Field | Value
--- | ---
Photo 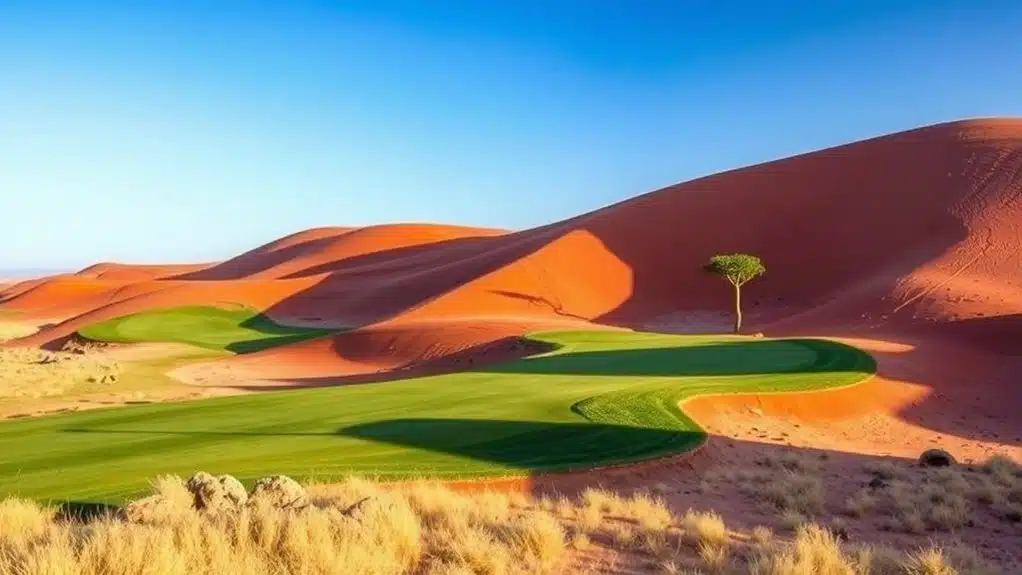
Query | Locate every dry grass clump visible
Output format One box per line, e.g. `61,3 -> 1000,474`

726,454 -> 826,519
682,510 -> 729,549
846,453 -> 1022,533
0,476 -> 567,575
0,346 -> 121,398
748,523 -> 998,575
577,487 -> 674,532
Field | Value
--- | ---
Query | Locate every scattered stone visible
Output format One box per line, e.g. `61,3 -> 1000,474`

868,476 -> 889,490
219,474 -> 248,506
918,448 -> 956,468
249,475 -> 308,510
186,471 -> 246,513
121,494 -> 184,524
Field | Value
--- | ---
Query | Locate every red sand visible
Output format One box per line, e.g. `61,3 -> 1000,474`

3,118 -> 1022,464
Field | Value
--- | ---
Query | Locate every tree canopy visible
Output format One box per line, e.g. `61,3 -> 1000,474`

704,253 -> 766,287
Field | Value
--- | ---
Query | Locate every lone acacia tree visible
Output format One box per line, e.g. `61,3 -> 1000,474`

704,253 -> 766,334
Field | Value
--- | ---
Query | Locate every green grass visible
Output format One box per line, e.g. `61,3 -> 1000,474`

77,305 -> 335,353
0,331 -> 875,504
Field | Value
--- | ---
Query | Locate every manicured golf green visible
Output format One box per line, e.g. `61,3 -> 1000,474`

0,331 -> 875,504
77,305 -> 334,353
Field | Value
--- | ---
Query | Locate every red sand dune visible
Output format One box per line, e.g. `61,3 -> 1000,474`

3,118 -> 1022,453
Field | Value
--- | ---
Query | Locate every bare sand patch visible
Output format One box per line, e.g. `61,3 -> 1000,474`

0,320 -> 40,343
0,346 -> 121,398
0,341 -> 235,419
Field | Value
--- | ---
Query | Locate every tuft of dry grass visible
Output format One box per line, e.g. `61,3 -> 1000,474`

750,525 -> 774,547
574,502 -> 604,533
569,531 -> 591,551
682,509 -> 729,549
749,523 -> 861,575
843,489 -> 878,518
778,510 -> 808,532
981,455 -> 1021,485
902,546 -> 957,575
627,492 -> 674,532
698,540 -> 730,572
729,454 -> 825,519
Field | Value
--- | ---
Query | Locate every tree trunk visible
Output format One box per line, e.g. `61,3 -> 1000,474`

733,284 -> 742,334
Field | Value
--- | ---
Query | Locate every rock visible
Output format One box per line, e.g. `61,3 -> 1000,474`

186,471 -> 246,513
918,448 -> 956,468
868,476 -> 889,490
121,495 -> 186,524
249,475 -> 308,510
219,474 -> 248,506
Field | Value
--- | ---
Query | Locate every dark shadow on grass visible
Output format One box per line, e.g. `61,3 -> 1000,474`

338,418 -> 703,470
222,313 -> 339,354
54,500 -> 120,522
61,419 -> 701,472
480,338 -> 872,377
210,337 -> 872,392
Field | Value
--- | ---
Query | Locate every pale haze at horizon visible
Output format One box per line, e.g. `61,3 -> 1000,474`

2,1 -> 1021,270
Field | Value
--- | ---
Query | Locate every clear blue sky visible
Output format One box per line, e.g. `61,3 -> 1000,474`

2,1 -> 1021,269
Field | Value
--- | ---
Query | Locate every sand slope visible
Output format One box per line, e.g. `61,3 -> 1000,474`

3,118 -> 1022,453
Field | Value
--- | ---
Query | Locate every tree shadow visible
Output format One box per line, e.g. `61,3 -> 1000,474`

488,290 -> 589,321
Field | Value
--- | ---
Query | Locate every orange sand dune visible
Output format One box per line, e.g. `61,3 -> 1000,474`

4,118 -> 1022,456
75,262 -> 215,281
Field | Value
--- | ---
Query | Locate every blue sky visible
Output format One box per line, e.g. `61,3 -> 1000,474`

2,1 -> 1021,269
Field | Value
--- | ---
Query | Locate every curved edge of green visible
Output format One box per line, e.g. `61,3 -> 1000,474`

530,332 -> 876,474
76,304 -> 337,354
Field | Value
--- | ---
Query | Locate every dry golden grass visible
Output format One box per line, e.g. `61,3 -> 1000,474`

849,454 -> 1022,533
746,523 -> 1000,575
0,476 -> 565,575
0,346 -> 121,398
682,510 -> 729,549
750,526 -> 774,547
1,470 -> 1009,575
732,454 -> 825,519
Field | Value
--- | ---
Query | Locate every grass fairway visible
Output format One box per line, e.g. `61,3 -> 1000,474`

0,331 -> 874,504
77,305 -> 334,353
